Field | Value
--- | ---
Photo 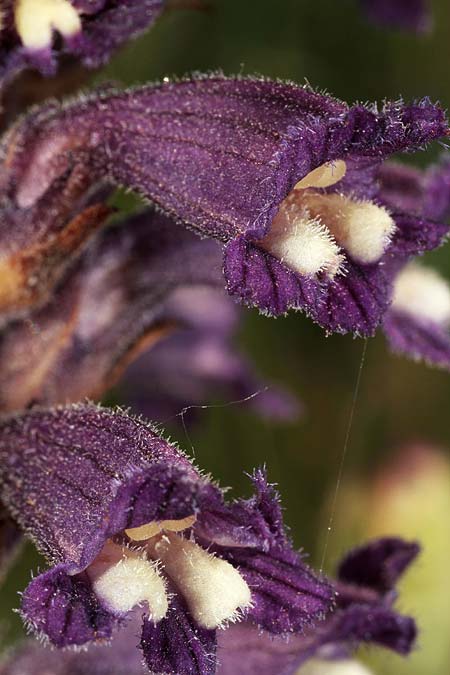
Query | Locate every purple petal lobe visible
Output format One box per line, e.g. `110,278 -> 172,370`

21,565 -> 116,647
217,624 -> 302,675
220,545 -> 333,634
196,470 -> 290,550
141,596 -> 216,675
337,537 -> 420,593
325,605 -> 417,656
384,309 -> 450,370
225,237 -> 393,335
389,212 -> 449,258
224,236 -> 322,318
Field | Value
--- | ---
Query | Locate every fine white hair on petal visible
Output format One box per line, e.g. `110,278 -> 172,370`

87,542 -> 169,621
297,658 -> 374,675
147,532 -> 252,630
261,203 -> 345,279
392,263 -> 450,325
300,192 -> 396,265
15,0 -> 81,50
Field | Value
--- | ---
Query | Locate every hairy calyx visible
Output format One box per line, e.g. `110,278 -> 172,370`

86,515 -> 251,629
261,160 -> 396,278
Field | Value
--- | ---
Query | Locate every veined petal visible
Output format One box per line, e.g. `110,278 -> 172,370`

218,545 -> 333,635
141,596 -> 216,675
337,537 -> 420,594
21,564 -> 117,647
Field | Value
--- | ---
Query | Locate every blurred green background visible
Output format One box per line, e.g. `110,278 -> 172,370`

2,0 -> 450,673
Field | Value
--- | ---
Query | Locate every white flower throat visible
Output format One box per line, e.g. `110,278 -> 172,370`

86,516 -> 252,630
261,160 -> 396,278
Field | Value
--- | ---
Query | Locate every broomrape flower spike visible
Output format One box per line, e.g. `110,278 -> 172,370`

0,404 -> 333,675
3,76 -> 448,336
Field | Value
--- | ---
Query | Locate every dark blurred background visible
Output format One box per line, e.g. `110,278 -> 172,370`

2,1 -> 450,672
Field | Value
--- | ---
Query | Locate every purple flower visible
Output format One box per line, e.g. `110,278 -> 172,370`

360,0 -> 431,33
3,76 -> 448,336
0,1 -> 165,93
0,404 -> 333,675
376,157 -> 450,370
216,537 -> 419,675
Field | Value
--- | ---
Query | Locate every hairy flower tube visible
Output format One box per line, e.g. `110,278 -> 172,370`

0,0 -> 165,92
0,404 -> 333,675
1,75 -> 448,335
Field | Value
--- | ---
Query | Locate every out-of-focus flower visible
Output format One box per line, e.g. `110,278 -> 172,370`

376,156 -> 450,370
0,613 -> 147,674
216,537 -> 417,675
360,0 -> 431,33
0,1 -> 165,94
0,404 -> 333,675
384,263 -> 450,370
0,208 -> 224,411
0,106 -> 115,325
121,284 -> 300,424
0,207 -> 298,420
378,156 -> 450,222
3,76 -> 448,336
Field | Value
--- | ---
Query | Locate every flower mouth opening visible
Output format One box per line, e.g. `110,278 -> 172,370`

14,0 -> 82,51
260,160 -> 396,279
87,514 -> 252,630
